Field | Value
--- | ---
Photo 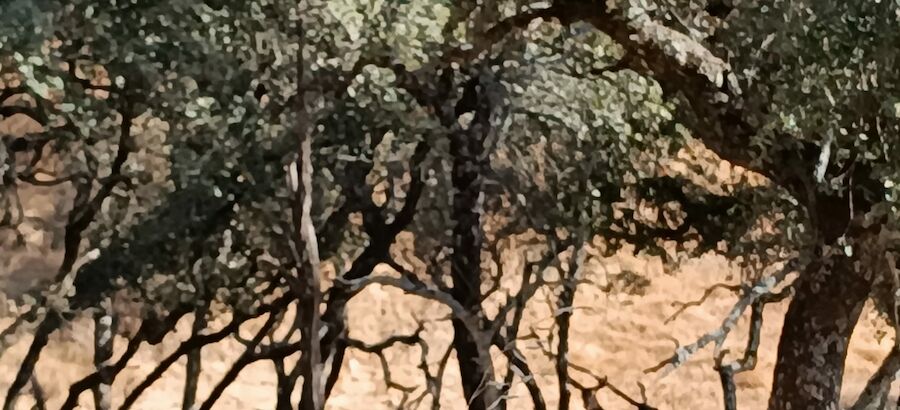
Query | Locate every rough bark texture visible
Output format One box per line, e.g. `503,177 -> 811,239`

769,254 -> 873,410
850,349 -> 900,410
449,76 -> 497,410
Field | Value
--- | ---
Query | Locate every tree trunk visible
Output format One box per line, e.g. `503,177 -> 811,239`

294,16 -> 325,410
274,359 -> 296,410
448,75 -> 498,410
182,303 -> 208,410
768,254 -> 873,410
92,301 -> 116,410
849,348 -> 900,410
556,243 -> 582,410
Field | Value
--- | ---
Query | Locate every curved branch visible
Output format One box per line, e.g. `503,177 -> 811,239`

646,260 -> 799,374
664,283 -> 742,324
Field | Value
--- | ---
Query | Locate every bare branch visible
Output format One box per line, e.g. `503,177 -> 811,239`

91,303 -> 116,410
66,60 -> 116,93
713,285 -> 793,409
568,362 -> 657,410
556,240 -> 585,410
290,18 -> 327,409
3,314 -> 59,410
182,303 -> 210,410
432,345 -> 454,410
2,91 -> 140,407
490,235 -> 575,338
849,348 -> 900,410
56,94 -> 136,281
339,275 -> 479,333
345,325 -> 424,354
197,311 -> 283,410
664,283 -> 742,324
17,170 -> 79,186
714,299 -> 764,410
347,329 -> 424,400
0,105 -> 48,125
495,342 -> 547,410
0,86 -> 27,104
59,308 -> 182,410
318,139 -> 431,400
646,260 -> 799,375
119,295 -> 293,410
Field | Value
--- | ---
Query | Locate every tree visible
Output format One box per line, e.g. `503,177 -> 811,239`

1,0 -> 899,409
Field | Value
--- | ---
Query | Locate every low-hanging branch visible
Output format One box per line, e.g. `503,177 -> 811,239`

665,282 -> 743,324
646,259 -> 799,375
713,285 -> 793,410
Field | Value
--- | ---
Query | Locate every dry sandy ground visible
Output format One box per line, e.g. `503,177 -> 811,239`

0,247 -> 897,410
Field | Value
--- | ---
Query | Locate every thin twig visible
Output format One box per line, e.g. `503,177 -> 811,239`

568,362 -> 657,409
664,283 -> 742,324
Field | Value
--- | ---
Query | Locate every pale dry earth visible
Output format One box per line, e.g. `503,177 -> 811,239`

0,240 -> 897,410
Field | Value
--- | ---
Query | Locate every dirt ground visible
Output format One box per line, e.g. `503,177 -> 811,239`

0,244 -> 897,410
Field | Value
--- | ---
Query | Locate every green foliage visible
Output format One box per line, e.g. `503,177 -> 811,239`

1,0 -> 898,343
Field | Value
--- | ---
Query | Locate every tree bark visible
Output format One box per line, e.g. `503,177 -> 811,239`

849,348 -> 900,410
92,303 -> 116,410
448,75 -> 498,410
273,358 -> 297,410
182,303 -> 208,410
768,254 -> 873,410
293,15 -> 325,410
556,243 -> 582,410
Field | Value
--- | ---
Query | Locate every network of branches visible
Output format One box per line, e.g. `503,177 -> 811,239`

0,0 -> 899,409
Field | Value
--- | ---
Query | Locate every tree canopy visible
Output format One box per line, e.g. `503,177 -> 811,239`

1,0 -> 899,409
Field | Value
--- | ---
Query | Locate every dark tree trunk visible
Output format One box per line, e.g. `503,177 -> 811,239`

274,359 -> 296,410
297,295 -> 324,410
316,131 -> 428,403
556,245 -> 580,410
768,254 -> 873,410
849,348 -> 900,410
182,303 -> 208,410
448,75 -> 497,410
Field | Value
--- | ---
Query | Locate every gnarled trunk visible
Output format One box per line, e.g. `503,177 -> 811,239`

768,254 -> 873,410
448,75 -> 498,410
850,348 -> 900,410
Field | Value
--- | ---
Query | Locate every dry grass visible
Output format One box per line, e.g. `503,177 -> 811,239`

0,247 -> 896,410
2,114 -> 896,410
